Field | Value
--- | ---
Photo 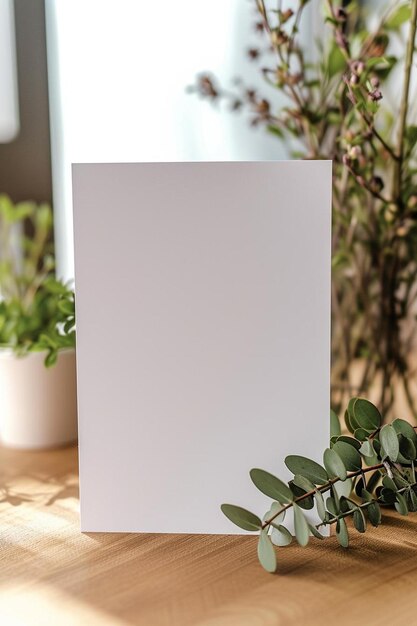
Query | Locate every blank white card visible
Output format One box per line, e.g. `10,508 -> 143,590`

72,161 -> 331,533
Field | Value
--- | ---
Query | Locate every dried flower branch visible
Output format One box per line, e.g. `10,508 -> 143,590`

190,0 -> 417,420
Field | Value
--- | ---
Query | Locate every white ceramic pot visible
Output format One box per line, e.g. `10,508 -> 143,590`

0,348 -> 78,449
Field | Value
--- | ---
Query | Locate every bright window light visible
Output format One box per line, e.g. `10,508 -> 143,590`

46,1 -> 296,280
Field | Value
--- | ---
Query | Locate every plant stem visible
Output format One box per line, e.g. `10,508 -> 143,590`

262,463 -> 385,529
393,0 -> 417,204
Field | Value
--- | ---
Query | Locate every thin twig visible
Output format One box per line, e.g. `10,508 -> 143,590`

262,463 -> 385,529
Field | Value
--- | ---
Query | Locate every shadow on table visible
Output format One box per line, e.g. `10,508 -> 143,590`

0,443 -> 79,508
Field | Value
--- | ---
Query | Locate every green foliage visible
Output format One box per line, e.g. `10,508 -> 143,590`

258,530 -> 277,572
221,398 -> 417,573
0,195 -> 75,366
221,504 -> 262,531
191,0 -> 417,421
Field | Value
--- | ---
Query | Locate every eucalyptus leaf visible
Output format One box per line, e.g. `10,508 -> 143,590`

367,469 -> 382,494
354,428 -> 369,442
380,487 -> 397,505
367,501 -> 381,527
221,504 -> 262,531
335,436 -> 361,450
352,398 -> 381,431
382,475 -> 397,492
315,489 -> 326,522
323,447 -> 347,480
380,424 -> 400,462
359,440 -> 374,458
250,468 -> 293,503
332,441 -> 362,472
293,503 -> 310,547
289,482 -> 314,510
293,474 -> 315,493
258,530 -> 277,573
395,492 -> 409,516
345,399 -> 360,433
353,507 -> 366,533
285,455 -> 328,485
330,409 -> 341,439
333,478 -> 353,499
271,525 -> 293,547
262,501 -> 285,525
408,488 -> 417,512
326,496 -> 338,517
336,518 -> 349,548
398,435 -> 417,462
308,524 -> 325,540
392,418 -> 417,444
392,471 -> 409,489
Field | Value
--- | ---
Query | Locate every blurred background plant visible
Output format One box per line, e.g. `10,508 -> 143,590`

191,0 -> 417,420
0,194 -> 75,366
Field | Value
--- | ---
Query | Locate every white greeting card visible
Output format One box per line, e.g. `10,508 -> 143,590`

72,161 -> 331,533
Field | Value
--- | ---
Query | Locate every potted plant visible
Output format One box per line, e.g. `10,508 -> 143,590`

191,0 -> 417,421
0,194 -> 77,449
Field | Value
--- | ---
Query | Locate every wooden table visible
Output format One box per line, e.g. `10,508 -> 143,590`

1,444 -> 416,626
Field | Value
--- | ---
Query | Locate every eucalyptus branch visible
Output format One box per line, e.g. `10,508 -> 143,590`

262,462 -> 384,529
222,398 -> 417,573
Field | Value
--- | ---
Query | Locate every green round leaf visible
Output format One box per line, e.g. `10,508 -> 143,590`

380,487 -> 396,505
367,469 -> 382,494
258,530 -> 277,573
344,409 -> 354,434
292,474 -> 315,493
395,492 -> 409,516
221,504 -> 262,531
308,523 -> 325,540
400,436 -> 417,461
353,508 -> 366,533
367,501 -> 381,527
326,496 -> 338,516
336,517 -> 349,548
333,477 -> 353,499
346,398 -> 360,432
332,441 -> 362,471
289,482 -> 314,510
293,503 -> 309,547
359,440 -> 374,458
335,436 -> 361,450
392,418 -> 417,444
380,424 -> 400,462
354,428 -> 369,442
352,398 -> 381,431
330,409 -> 341,439
315,489 -> 326,522
323,447 -> 347,480
263,501 -> 285,526
270,525 -> 292,547
285,455 -> 328,485
408,488 -> 417,512
382,475 -> 397,492
250,468 -> 293,504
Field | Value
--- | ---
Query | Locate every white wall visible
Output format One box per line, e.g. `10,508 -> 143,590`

45,0 -> 297,281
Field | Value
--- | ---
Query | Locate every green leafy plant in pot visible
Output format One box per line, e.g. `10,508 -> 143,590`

190,0 -> 417,421
0,194 -> 77,449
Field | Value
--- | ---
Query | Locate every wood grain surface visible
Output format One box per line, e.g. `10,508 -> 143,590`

1,444 -> 416,626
